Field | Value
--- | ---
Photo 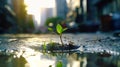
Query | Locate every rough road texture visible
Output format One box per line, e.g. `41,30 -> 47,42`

0,33 -> 120,55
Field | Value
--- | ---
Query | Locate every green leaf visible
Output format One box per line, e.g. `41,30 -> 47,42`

63,28 -> 68,32
56,24 -> 63,34
56,61 -> 62,67
48,28 -> 53,31
49,65 -> 52,67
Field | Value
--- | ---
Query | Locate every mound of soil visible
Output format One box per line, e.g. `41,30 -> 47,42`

40,42 -> 80,52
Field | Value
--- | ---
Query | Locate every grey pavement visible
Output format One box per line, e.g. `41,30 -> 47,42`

0,33 -> 120,55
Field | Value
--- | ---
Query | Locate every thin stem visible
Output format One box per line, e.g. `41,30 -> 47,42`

60,34 -> 64,46
60,34 -> 64,52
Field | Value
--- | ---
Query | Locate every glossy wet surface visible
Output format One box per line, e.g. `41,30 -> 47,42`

0,33 -> 120,67
0,52 -> 120,67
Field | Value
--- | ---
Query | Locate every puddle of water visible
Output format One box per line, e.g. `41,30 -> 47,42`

0,34 -> 120,67
0,54 -> 29,67
0,51 -> 120,67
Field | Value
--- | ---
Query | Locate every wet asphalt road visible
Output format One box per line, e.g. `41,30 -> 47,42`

0,33 -> 120,55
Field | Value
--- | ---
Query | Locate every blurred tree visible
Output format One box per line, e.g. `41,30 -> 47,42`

26,15 -> 34,33
45,17 -> 63,29
12,0 -> 27,33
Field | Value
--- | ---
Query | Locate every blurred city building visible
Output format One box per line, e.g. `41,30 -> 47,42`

0,0 -> 120,33
67,0 -> 120,32
95,0 -> 120,31
24,0 -> 68,33
12,0 -> 27,32
0,0 -> 17,33
56,0 -> 68,19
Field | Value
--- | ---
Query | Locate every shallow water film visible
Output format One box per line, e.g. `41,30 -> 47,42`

0,34 -> 120,67
0,52 -> 120,67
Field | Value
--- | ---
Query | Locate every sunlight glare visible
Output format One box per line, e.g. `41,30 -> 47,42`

24,0 -> 56,26
25,53 -> 56,67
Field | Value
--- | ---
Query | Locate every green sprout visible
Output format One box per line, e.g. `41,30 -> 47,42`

43,41 -> 47,51
48,24 -> 67,46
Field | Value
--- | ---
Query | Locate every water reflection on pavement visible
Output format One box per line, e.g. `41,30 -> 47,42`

0,51 -> 120,67
0,34 -> 120,67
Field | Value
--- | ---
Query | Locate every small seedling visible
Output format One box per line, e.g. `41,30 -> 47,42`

48,24 -> 67,46
43,42 -> 46,49
42,41 -> 47,52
